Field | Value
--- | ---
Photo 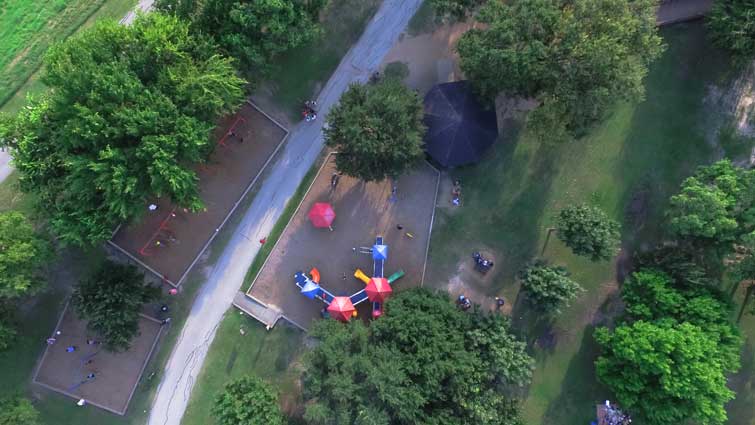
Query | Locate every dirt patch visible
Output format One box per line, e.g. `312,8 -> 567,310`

381,22 -> 477,95
443,253 -> 509,313
110,102 -> 287,286
33,304 -> 163,415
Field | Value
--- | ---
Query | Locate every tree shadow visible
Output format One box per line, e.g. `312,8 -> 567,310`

615,21 -> 738,254
540,325 -> 608,425
726,336 -> 755,425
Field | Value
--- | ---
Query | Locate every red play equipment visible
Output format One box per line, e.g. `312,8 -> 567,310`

365,277 -> 392,303
308,202 -> 336,228
138,206 -> 178,257
327,297 -> 355,322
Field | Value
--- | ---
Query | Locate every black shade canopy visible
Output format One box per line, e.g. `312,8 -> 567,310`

423,81 -> 498,167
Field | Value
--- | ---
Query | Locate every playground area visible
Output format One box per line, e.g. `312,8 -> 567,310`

109,101 -> 288,286
32,303 -> 163,415
245,154 -> 440,329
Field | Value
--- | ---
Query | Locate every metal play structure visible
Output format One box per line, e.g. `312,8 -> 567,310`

294,236 -> 405,322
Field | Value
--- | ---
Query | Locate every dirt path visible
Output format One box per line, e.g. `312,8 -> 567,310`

145,2 -> 423,425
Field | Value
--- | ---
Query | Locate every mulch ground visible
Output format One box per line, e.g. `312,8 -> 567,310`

33,304 -> 163,415
247,154 -> 440,329
110,102 -> 288,285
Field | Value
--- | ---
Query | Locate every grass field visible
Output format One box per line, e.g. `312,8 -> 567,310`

181,314 -> 304,425
0,0 -> 138,112
425,21 -> 752,425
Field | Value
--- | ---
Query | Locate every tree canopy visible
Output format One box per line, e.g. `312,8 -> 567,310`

72,261 -> 158,351
596,269 -> 741,425
0,211 -> 50,299
556,204 -> 621,261
324,78 -> 426,181
212,376 -> 284,425
302,288 -> 532,425
156,0 -> 324,82
519,260 -> 582,314
457,0 -> 663,135
708,0 -> 755,58
0,396 -> 39,425
429,0 -> 484,19
667,160 -> 754,247
0,13 -> 245,246
595,320 -> 737,425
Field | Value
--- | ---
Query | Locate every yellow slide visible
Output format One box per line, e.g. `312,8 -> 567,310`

353,268 -> 370,284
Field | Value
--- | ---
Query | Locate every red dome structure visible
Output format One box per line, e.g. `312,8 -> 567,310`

327,296 -> 355,322
365,277 -> 392,303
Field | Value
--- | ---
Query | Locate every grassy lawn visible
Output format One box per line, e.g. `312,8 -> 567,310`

261,0 -> 381,118
182,314 -> 304,425
0,0 -> 138,114
425,21 -> 744,425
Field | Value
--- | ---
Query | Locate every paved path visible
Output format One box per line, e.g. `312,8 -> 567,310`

0,0 -> 156,186
145,1 -> 423,424
0,151 -> 11,183
120,0 -> 155,25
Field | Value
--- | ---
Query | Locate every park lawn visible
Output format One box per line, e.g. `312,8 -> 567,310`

0,0 -> 138,114
426,21 -> 742,425
181,313 -> 305,425
260,0 -> 381,118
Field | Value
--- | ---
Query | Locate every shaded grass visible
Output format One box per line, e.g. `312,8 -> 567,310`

0,172 -> 34,215
408,0 -> 441,36
181,313 -> 304,425
263,0 -> 381,118
719,124 -> 755,161
0,0 -> 138,114
425,21 -> 734,425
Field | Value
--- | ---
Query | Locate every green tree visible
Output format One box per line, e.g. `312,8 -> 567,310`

667,160 -> 755,247
0,14 -> 245,246
0,396 -> 40,425
0,212 -> 50,299
519,259 -> 583,314
72,261 -> 158,351
302,288 -> 532,425
324,79 -> 426,181
429,0 -> 484,19
621,270 -> 741,360
457,0 -> 663,135
156,0 -> 324,82
556,204 -> 621,261
212,376 -> 284,425
708,0 -> 755,58
595,320 -> 739,425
